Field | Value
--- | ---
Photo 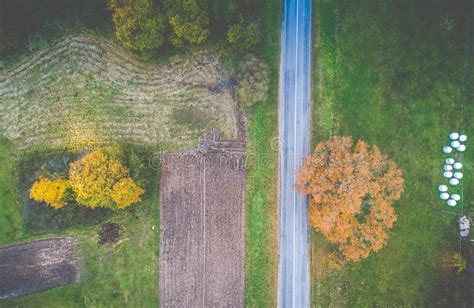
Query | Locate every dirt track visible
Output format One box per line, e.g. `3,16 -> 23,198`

159,137 -> 246,307
0,237 -> 79,300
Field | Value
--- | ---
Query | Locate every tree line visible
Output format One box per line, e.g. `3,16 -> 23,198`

108,0 -> 262,54
0,0 -> 264,55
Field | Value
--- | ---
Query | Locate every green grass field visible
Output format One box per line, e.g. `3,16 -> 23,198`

0,138 -> 22,245
311,0 -> 474,306
244,0 -> 280,306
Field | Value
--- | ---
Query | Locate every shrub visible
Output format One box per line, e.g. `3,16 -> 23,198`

30,177 -> 70,209
227,21 -> 260,54
443,252 -> 467,273
164,0 -> 209,46
111,177 -> 145,209
296,137 -> 404,261
235,56 -> 268,108
107,0 -> 165,51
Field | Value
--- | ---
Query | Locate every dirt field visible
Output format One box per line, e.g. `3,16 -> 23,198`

0,237 -> 79,300
0,35 -> 240,151
159,135 -> 246,307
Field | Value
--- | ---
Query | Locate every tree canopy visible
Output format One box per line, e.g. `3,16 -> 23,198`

106,0 -> 263,53
164,0 -> 210,46
296,137 -> 404,261
107,0 -> 166,51
227,21 -> 260,54
69,149 -> 145,209
30,177 -> 70,209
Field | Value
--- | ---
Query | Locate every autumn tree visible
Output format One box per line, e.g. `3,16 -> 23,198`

164,0 -> 210,46
295,137 -> 404,261
30,177 -> 70,209
111,177 -> 145,209
69,149 -> 144,209
107,0 -> 165,51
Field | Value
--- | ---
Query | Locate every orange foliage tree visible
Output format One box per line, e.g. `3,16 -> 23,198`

30,177 -> 70,209
296,137 -> 404,261
69,149 -> 144,209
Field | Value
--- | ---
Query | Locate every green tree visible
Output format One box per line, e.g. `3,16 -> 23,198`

164,0 -> 209,46
227,22 -> 260,54
108,0 -> 165,51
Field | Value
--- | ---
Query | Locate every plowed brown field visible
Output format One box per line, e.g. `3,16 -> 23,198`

0,237 -> 79,300
159,137 -> 246,307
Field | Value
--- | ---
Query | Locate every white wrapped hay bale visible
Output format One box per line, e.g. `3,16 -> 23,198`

443,146 -> 453,153
444,171 -> 453,178
447,199 -> 457,206
449,178 -> 460,185
438,184 -> 448,192
451,194 -> 461,201
450,132 -> 459,140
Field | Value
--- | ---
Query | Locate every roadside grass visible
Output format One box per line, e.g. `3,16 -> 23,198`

311,0 -> 473,306
2,146 -> 160,307
0,138 -> 22,245
244,0 -> 280,306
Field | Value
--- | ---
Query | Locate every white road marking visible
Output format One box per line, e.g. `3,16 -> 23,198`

293,0 -> 300,307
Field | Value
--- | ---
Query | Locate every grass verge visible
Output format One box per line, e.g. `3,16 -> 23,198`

244,0 -> 281,306
0,138 -> 22,245
311,0 -> 473,306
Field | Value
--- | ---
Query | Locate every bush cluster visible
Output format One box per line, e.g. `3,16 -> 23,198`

107,0 -> 262,53
30,149 -> 145,210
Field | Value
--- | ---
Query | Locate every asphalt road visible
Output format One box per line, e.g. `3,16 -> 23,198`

278,0 -> 311,307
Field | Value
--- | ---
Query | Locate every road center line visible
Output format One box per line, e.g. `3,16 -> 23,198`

293,0 -> 299,306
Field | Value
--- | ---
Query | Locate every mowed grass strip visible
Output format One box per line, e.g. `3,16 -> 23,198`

0,137 -> 22,245
0,35 -> 238,152
311,0 -> 472,306
244,0 -> 281,306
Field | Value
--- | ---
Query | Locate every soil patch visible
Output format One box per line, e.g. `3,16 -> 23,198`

98,222 -> 122,245
0,237 -> 79,300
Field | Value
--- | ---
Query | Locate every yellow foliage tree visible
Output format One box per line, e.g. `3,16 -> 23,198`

296,137 -> 404,261
111,177 -> 145,209
69,149 -> 144,209
30,177 -> 70,209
